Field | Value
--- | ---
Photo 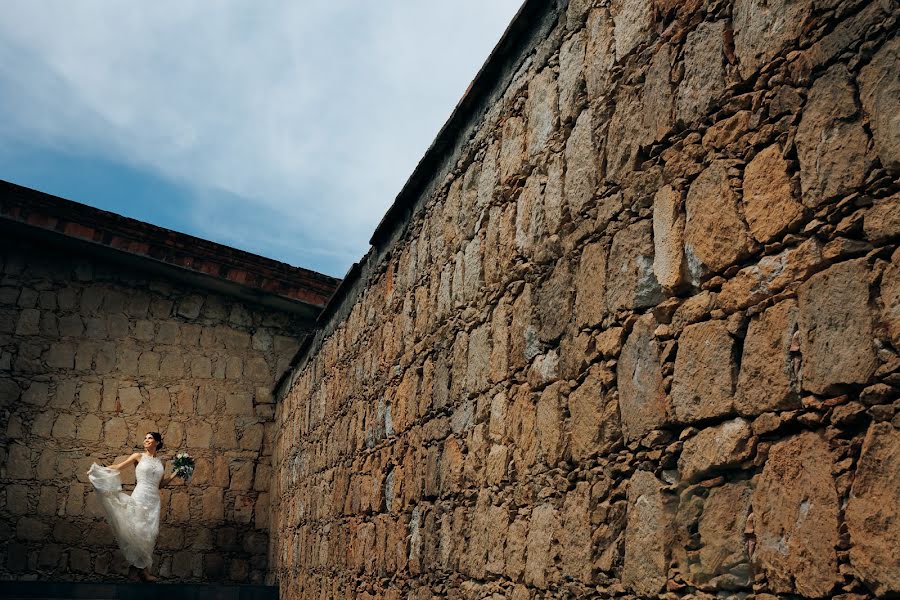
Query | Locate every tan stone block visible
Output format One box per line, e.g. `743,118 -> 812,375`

585,8 -> 615,101
118,386 -> 143,414
525,68 -> 558,157
76,414 -> 102,440
170,491 -> 190,522
559,482 -> 592,583
684,161 -> 753,281
743,144 -> 805,243
623,471 -> 673,596
606,219 -> 663,311
574,241 -> 609,328
225,355 -> 243,379
798,259 -> 876,394
170,384 -> 196,413
652,185 -> 685,292
564,109 -> 597,215
536,259 -> 572,343
675,20 -> 725,124
796,64 -> 871,207
159,352 -> 185,378
567,364 -> 620,460
51,413 -> 77,438
845,423 -> 900,596
499,116 -> 525,182
477,142 -> 498,209
230,461 -> 255,491
690,481 -> 753,588
618,314 -> 667,441
187,421 -> 213,448
234,495 -> 254,525
489,303 -> 509,384
864,192 -> 900,244
752,432 -> 840,597
485,445 -> 508,485
733,0 -> 811,78
859,37 -> 899,174
78,382 -> 102,411
611,0 -> 653,60
201,488 -> 224,522
245,356 -> 270,382
735,299 -> 800,415
103,417 -> 128,448
37,486 -> 57,516
671,320 -> 736,424
524,503 -> 558,588
534,382 -> 564,466
678,418 -> 753,482
65,484 -> 84,516
718,237 -> 824,312
137,351 -> 160,377
558,30 -> 586,123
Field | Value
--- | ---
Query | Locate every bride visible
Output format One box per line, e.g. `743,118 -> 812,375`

86,432 -> 179,582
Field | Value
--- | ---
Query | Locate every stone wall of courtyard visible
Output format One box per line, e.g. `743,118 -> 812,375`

0,236 -> 316,583
272,0 -> 899,598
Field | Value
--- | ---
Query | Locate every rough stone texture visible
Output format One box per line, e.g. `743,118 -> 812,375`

672,320 -> 737,424
735,299 -> 800,416
267,2 -> 897,597
846,423 -> 900,596
684,161 -> 752,282
606,219 -> 663,312
796,64 -> 871,207
753,432 -> 841,598
623,471 -> 672,596
858,37 -> 899,174
676,20 -> 726,124
0,240 -> 311,584
678,418 -> 753,482
743,144 -> 805,243
617,314 -> 666,441
733,0 -> 812,79
798,259 -> 876,394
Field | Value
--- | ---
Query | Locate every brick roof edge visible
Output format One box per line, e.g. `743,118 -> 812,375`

0,180 -> 341,312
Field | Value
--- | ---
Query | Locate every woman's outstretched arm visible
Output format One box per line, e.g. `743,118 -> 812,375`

108,453 -> 141,471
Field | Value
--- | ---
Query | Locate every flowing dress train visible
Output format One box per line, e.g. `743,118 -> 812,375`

87,453 -> 163,568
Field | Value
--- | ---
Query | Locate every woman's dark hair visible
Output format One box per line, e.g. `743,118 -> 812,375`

148,432 -> 163,451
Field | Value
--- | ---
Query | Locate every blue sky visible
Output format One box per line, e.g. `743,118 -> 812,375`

0,1 -> 522,277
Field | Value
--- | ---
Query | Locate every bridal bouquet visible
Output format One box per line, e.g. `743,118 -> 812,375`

172,451 -> 195,480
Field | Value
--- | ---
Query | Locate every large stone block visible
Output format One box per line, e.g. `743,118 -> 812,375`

846,423 -> 900,596
535,259 -> 572,343
678,418 -> 753,482
617,314 -> 666,441
796,64 -> 871,207
564,109 -> 598,215
753,431 -> 840,597
525,68 -> 558,158
524,503 -> 558,588
733,0 -> 812,78
690,481 -> 753,589
743,144 -> 805,243
606,219 -> 663,311
585,8 -> 615,101
675,20 -> 726,124
652,185 -> 685,292
684,161 -> 752,282
798,259 -> 876,394
735,299 -> 800,416
558,30 -> 586,123
574,242 -> 607,327
611,0 -> 653,60
623,471 -> 673,596
882,248 -> 900,348
671,320 -> 736,424
567,364 -> 620,460
858,37 -> 899,175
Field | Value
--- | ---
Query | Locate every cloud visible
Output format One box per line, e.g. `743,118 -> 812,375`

0,0 -> 522,275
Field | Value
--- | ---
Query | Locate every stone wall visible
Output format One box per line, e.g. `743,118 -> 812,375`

0,237 -> 312,583
272,0 -> 899,598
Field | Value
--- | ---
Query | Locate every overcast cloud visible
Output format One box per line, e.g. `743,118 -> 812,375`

0,1 -> 523,276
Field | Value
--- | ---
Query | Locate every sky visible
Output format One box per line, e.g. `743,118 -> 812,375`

0,1 -> 523,278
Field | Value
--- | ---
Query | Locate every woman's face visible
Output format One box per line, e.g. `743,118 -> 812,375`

143,433 -> 157,451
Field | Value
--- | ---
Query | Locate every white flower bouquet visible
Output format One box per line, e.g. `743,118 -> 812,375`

172,451 -> 195,481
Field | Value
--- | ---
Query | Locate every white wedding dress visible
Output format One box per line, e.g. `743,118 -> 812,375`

87,453 -> 163,568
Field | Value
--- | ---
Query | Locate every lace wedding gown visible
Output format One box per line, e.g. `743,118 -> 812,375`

87,453 -> 163,568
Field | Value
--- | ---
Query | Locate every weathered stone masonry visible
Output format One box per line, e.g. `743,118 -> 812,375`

273,0 -> 899,598
0,187 -> 339,583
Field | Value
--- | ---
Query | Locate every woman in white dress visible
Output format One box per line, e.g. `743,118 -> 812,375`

86,432 -> 177,582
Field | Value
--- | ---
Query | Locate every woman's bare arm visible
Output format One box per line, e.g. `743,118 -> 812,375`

159,471 -> 177,489
108,453 -> 141,471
